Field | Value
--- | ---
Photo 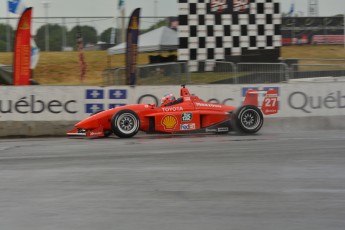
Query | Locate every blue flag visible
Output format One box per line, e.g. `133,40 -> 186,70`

8,0 -> 26,14
118,0 -> 124,10
30,38 -> 40,69
288,3 -> 295,16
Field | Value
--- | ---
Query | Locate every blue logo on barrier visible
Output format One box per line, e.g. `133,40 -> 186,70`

86,89 -> 104,99
242,87 -> 280,96
242,87 -> 259,97
109,104 -> 126,109
86,104 -> 104,113
109,89 -> 127,99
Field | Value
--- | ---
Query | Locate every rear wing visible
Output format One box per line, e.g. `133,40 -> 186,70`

243,89 -> 278,115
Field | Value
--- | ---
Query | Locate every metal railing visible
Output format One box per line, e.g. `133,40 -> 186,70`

103,62 -> 190,86
236,63 -> 289,84
0,65 -> 13,85
190,61 -> 238,84
103,59 -> 345,85
290,64 -> 345,79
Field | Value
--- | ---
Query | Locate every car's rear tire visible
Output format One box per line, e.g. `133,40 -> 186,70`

231,105 -> 263,134
111,110 -> 140,138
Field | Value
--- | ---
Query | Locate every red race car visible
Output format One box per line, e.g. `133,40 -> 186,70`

67,85 -> 278,138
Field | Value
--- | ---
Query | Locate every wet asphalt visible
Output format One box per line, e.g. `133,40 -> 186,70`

0,129 -> 345,230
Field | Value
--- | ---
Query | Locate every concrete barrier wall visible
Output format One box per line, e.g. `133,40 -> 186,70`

1,83 -> 345,137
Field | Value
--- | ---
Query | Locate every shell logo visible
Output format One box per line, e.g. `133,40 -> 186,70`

162,115 -> 177,130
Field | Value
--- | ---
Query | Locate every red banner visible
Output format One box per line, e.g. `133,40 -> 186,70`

312,35 -> 345,45
13,7 -> 32,86
76,28 -> 87,83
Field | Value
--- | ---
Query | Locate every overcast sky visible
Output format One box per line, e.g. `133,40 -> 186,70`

1,0 -> 343,18
0,0 -> 344,33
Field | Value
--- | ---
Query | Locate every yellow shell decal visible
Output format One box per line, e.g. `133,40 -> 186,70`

162,115 -> 177,130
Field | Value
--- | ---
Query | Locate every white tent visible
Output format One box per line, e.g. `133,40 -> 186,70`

107,26 -> 178,55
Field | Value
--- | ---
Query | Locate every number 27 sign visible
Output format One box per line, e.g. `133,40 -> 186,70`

262,89 -> 279,115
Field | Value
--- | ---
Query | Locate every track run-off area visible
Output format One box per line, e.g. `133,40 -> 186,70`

0,129 -> 345,230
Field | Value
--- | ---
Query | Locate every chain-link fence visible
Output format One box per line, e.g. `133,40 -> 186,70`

0,16 -> 172,52
103,60 -> 345,86
290,64 -> 345,79
0,64 -> 13,85
236,63 -> 289,84
103,62 -> 190,86
283,58 -> 345,80
188,61 -> 288,84
190,61 -> 238,84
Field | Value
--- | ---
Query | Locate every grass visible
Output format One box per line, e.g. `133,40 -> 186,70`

1,45 -> 344,85
281,45 -> 345,59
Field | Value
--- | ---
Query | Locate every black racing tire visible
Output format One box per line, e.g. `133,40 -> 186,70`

231,105 -> 264,134
111,110 -> 140,138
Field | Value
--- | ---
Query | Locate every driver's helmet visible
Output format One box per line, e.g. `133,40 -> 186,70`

161,93 -> 176,106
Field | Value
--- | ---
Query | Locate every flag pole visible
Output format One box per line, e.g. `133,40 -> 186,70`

117,0 -> 126,43
121,7 -> 125,43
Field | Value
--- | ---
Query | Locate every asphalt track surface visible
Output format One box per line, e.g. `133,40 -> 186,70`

1,129 -> 345,230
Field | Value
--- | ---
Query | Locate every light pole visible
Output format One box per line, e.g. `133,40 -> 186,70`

154,0 -> 158,25
41,1 -> 50,51
6,10 -> 11,52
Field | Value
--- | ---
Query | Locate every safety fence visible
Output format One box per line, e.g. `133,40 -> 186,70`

236,63 -> 288,84
103,62 -> 190,86
284,58 -> 345,80
0,16 -> 170,52
189,61 -> 238,84
103,59 -> 345,85
290,64 -> 345,79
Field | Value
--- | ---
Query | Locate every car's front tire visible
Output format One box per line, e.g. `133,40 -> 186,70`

111,110 -> 140,138
231,105 -> 263,134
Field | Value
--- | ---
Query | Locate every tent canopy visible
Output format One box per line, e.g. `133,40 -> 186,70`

107,26 -> 178,55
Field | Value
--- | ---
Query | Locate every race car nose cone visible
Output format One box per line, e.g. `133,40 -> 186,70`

75,116 -> 98,130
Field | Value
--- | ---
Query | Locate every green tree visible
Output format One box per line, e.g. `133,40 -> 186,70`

141,19 -> 168,34
100,27 -> 114,44
0,40 -> 6,52
0,23 -> 14,52
67,26 -> 98,49
36,24 -> 67,51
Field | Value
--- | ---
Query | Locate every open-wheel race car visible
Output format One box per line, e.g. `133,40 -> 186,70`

67,85 -> 278,138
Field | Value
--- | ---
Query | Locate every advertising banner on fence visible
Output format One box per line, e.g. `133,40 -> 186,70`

13,7 -> 32,85
1,83 -> 345,121
207,0 -> 249,14
126,8 -> 141,85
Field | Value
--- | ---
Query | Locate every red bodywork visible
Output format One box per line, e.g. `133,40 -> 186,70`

67,86 -> 278,137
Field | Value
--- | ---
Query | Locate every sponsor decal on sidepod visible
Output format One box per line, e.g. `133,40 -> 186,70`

162,115 -> 178,130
